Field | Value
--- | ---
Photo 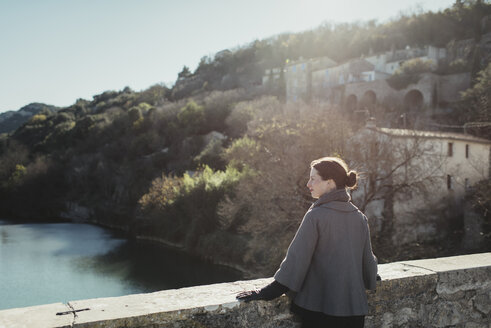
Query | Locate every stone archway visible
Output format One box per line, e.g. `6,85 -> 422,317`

404,89 -> 424,111
345,94 -> 357,113
361,90 -> 377,110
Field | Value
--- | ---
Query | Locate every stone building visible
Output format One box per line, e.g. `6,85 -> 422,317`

312,45 -> 467,125
311,45 -> 446,94
275,56 -> 337,103
277,43 -> 476,126
262,67 -> 284,86
341,71 -> 471,125
350,122 -> 491,245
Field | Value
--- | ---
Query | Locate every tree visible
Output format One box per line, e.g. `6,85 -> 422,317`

218,102 -> 352,275
465,178 -> 491,248
178,66 -> 192,79
347,127 -> 455,261
139,83 -> 169,106
177,100 -> 205,134
458,62 -> 491,138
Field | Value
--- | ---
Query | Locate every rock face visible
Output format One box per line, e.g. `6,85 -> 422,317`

0,253 -> 490,328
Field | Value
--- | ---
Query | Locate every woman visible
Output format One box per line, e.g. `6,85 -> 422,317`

237,157 -> 378,328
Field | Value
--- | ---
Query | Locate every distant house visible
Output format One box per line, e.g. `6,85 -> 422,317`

278,56 -> 336,103
262,67 -> 285,86
350,121 -> 491,245
367,45 -> 447,75
310,45 -> 458,117
275,42 -> 476,125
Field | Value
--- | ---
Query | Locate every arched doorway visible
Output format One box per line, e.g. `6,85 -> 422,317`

404,89 -> 424,111
361,90 -> 377,110
345,94 -> 357,113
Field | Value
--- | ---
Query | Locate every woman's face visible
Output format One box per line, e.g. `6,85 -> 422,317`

307,167 -> 335,199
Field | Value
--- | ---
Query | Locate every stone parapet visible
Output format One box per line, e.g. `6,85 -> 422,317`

0,253 -> 490,328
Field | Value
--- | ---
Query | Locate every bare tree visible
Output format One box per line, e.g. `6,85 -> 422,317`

346,127 -> 447,255
218,101 -> 352,275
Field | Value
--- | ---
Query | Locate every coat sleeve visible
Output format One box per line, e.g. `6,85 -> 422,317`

362,218 -> 378,290
273,210 -> 319,292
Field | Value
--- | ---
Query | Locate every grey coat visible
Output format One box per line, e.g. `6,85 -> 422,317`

274,189 -> 377,316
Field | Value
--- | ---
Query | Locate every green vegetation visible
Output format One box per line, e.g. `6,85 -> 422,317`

387,58 -> 434,90
465,179 -> 491,249
457,62 -> 491,138
1,0 -> 490,277
170,0 -> 491,100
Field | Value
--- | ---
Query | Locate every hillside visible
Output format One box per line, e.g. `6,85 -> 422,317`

0,1 -> 490,277
172,1 -> 491,102
0,103 -> 58,134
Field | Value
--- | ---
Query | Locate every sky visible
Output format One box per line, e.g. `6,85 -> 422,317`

0,0 -> 457,113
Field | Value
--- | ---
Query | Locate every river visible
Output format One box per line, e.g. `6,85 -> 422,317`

0,219 -> 242,310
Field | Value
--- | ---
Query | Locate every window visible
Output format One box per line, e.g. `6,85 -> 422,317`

301,63 -> 306,71
464,178 -> 469,190
292,66 -> 296,73
448,142 -> 453,157
447,175 -> 452,190
465,144 -> 469,158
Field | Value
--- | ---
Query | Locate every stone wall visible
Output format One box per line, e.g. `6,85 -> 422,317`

1,253 -> 490,328
342,73 -> 439,111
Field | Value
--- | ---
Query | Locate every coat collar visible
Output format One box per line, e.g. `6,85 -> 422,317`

313,189 -> 350,206
311,189 -> 357,212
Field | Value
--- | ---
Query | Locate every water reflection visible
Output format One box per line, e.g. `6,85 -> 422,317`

0,220 -> 242,310
80,240 -> 242,292
1,227 -> 9,244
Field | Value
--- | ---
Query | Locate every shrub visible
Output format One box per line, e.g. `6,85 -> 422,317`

29,114 -> 47,124
138,164 -> 251,247
386,74 -> 422,90
225,96 -> 281,137
223,136 -> 260,168
386,58 -> 434,90
138,83 -> 169,106
202,90 -> 246,132
397,58 -> 434,75
128,130 -> 161,159
8,164 -> 27,188
194,138 -> 226,169
140,165 -> 248,211
177,100 -> 205,134
128,107 -> 142,122
137,102 -> 153,112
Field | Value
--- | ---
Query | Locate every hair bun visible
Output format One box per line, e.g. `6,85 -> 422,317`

346,171 -> 357,188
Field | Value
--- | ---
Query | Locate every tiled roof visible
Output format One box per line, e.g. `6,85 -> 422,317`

367,127 -> 491,144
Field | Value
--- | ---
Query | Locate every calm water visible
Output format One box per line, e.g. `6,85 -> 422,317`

0,219 -> 242,310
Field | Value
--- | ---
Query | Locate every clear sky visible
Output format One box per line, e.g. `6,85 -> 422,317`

0,0 -> 457,113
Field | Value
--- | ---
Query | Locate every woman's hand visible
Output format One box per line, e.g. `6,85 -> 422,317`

236,280 -> 289,302
236,289 -> 261,302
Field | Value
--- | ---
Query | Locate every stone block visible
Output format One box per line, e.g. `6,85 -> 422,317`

473,293 -> 491,315
425,301 -> 464,327
0,303 -> 73,328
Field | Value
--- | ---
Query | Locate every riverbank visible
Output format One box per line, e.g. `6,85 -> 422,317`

2,203 -> 253,279
4,199 -> 488,282
0,219 -> 244,310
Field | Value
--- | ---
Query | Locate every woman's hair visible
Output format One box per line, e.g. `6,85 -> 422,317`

310,157 -> 357,189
